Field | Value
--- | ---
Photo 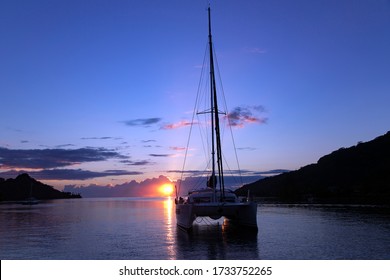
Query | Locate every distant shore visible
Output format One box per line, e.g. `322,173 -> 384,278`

0,173 -> 81,202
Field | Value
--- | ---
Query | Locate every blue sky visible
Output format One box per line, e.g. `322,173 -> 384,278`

1,0 -> 390,192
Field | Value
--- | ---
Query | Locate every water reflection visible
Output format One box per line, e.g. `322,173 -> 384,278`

2,198 -> 389,259
0,198 -> 259,259
163,197 -> 175,259
175,217 -> 259,259
258,204 -> 390,259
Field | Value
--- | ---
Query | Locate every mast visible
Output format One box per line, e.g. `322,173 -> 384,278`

208,6 -> 225,200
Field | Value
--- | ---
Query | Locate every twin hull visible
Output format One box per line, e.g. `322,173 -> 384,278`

175,202 -> 258,230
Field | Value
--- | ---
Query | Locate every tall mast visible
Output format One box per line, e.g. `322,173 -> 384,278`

208,6 -> 225,200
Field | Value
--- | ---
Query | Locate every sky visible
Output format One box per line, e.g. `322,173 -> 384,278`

1,0 -> 390,195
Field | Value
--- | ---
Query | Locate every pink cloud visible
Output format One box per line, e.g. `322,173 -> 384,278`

161,120 -> 193,130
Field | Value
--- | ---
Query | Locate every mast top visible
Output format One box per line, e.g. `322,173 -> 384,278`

208,5 -> 212,39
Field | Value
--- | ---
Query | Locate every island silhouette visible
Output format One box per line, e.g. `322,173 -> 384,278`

0,173 -> 81,201
236,131 -> 390,205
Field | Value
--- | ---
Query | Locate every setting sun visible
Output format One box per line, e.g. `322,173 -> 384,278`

159,184 -> 174,197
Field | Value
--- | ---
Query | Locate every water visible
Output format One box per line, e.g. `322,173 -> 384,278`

1,197 -> 390,260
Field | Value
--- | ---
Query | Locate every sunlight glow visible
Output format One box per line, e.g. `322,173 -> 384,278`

159,183 -> 174,197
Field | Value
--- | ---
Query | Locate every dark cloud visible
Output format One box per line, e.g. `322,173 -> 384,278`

0,169 -> 142,180
120,159 -> 153,166
123,118 -> 162,127
0,147 -> 128,169
149,154 -> 172,157
226,105 -> 268,127
141,140 -> 157,148
166,169 -> 205,175
251,169 -> 290,175
55,144 -> 76,148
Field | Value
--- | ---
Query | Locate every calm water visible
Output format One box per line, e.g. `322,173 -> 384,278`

1,197 -> 390,260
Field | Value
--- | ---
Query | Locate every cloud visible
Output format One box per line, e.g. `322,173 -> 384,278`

166,169 -> 206,176
169,146 -> 186,151
161,120 -> 193,130
55,144 -> 76,148
251,169 -> 290,175
120,159 -> 153,166
0,169 -> 142,180
0,147 -> 127,169
122,118 -> 162,127
142,140 -> 156,143
149,154 -> 172,157
226,105 -> 268,128
63,175 -> 172,197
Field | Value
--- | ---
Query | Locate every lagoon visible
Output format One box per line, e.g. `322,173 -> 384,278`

1,197 -> 389,259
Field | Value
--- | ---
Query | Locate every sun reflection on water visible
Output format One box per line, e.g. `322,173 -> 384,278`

163,197 -> 176,259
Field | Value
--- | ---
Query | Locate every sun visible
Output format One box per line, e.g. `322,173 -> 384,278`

159,184 -> 175,197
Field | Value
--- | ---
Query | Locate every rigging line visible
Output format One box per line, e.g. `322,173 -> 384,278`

193,160 -> 212,190
185,161 -> 213,191
199,42 -> 211,164
178,42 -> 209,195
214,43 -> 244,187
197,110 -> 210,168
193,173 -> 205,190
197,73 -> 210,164
222,153 -> 242,188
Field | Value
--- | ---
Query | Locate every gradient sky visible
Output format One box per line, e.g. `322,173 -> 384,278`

1,0 -> 390,191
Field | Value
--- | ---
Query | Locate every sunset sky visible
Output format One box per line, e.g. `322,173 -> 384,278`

1,0 -> 390,195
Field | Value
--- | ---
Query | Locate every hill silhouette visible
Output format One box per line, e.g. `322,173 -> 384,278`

0,173 -> 81,201
236,131 -> 390,205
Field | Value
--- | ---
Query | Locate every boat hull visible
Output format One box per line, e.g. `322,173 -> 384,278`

176,202 -> 258,230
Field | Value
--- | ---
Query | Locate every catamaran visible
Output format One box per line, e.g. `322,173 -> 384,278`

175,6 -> 258,230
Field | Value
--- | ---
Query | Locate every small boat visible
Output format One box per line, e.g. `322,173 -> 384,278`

175,6 -> 258,230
